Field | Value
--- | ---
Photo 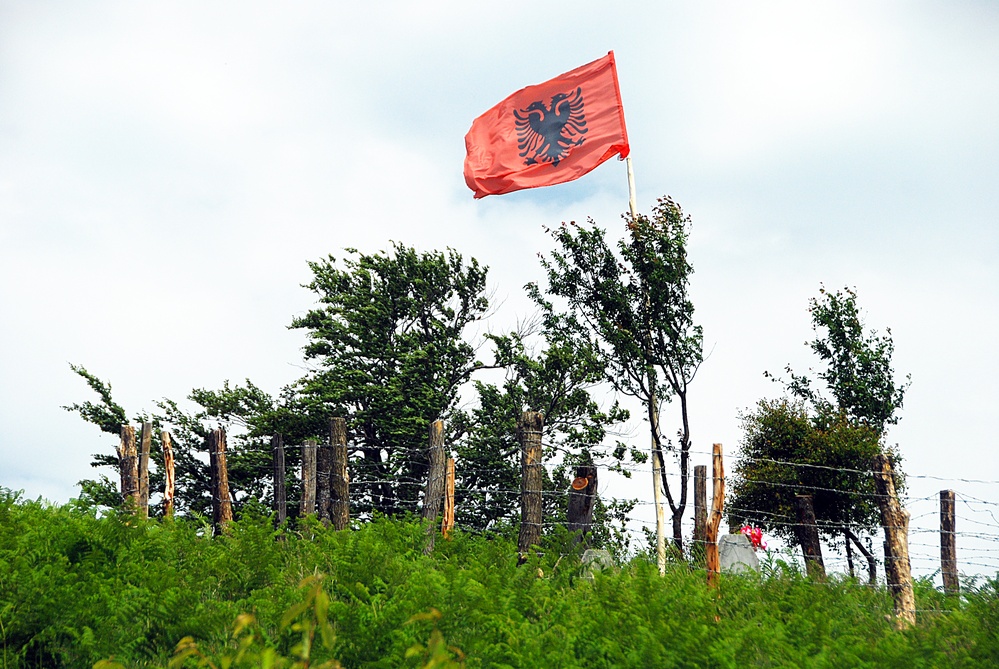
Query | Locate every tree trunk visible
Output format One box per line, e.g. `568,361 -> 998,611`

872,454 -> 915,628
161,430 -> 175,518
117,425 -> 139,509
567,465 -> 598,542
844,529 -> 855,578
794,494 -> 826,580
208,428 -> 233,531
845,528 -> 877,587
517,411 -> 544,559
329,418 -> 350,531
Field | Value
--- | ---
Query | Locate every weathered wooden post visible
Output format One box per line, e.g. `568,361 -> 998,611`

300,439 -> 317,517
208,428 -> 233,531
693,465 -> 707,548
873,453 -> 915,628
794,495 -> 826,580
117,425 -> 139,508
138,422 -> 152,518
422,420 -> 447,554
161,430 -> 175,518
940,489 -> 958,595
329,418 -> 350,531
567,465 -> 598,541
517,411 -> 544,559
316,434 -> 333,524
706,444 -> 725,585
272,434 -> 286,525
442,458 -> 455,539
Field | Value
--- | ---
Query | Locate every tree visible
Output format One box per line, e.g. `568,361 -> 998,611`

731,286 -> 909,579
289,243 -> 489,517
529,196 -> 703,564
776,285 -> 910,437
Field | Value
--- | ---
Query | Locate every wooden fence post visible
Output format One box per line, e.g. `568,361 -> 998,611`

208,428 -> 233,531
300,439 -> 317,517
940,489 -> 958,595
161,430 -> 175,518
138,422 -> 152,518
316,434 -> 333,525
693,465 -> 707,548
567,465 -> 598,541
517,411 -> 544,559
272,434 -> 286,526
706,444 -> 725,586
117,425 -> 139,508
873,453 -> 915,629
794,495 -> 826,580
330,418 -> 350,531
442,458 -> 455,539
422,420 -> 447,554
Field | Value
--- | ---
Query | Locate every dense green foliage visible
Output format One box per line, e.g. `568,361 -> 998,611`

2,489 -> 995,668
728,399 -> 884,543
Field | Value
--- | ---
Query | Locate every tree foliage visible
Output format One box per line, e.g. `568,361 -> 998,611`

529,196 -> 703,548
777,285 -> 910,437
288,243 -> 490,517
728,399 -> 887,542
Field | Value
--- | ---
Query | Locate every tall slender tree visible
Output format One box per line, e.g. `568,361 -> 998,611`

529,196 -> 703,562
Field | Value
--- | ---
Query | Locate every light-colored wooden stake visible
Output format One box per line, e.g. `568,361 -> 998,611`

517,411 -> 545,560
161,430 -> 175,518
706,443 -> 724,586
940,489 -> 958,595
442,458 -> 455,539
137,422 -> 151,518
117,425 -> 139,509
873,454 -> 915,629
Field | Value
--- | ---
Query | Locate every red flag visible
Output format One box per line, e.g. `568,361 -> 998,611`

464,51 -> 630,199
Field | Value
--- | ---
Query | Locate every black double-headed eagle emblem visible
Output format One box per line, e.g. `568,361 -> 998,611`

514,87 -> 588,167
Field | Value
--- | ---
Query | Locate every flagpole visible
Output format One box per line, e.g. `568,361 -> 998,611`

626,156 -> 638,218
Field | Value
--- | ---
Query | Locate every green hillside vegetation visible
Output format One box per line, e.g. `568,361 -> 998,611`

1,489 -> 995,668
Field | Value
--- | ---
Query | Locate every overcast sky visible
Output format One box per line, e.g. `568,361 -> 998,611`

2,2 -> 997,577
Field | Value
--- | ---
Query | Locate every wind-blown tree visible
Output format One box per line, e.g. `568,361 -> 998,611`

730,286 -> 909,578
290,243 -> 489,517
529,197 -> 704,562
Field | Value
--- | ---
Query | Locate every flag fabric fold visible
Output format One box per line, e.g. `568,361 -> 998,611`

463,51 -> 630,199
